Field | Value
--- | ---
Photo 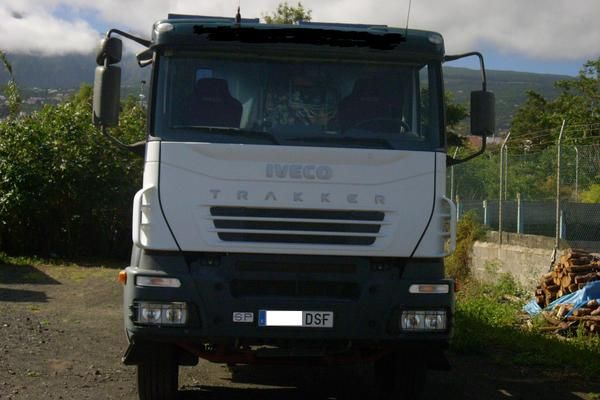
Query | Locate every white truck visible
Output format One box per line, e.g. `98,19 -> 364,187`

93,13 -> 494,400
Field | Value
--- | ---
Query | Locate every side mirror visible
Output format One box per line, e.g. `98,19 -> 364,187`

96,37 -> 123,66
470,90 -> 495,136
93,65 -> 121,127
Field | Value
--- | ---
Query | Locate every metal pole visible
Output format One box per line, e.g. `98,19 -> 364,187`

555,120 -> 566,250
574,146 -> 579,202
483,200 -> 488,226
498,131 -> 511,245
516,193 -> 521,234
455,195 -> 461,221
450,147 -> 460,200
504,147 -> 509,200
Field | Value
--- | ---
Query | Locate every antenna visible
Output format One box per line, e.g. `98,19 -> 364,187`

235,0 -> 241,24
405,0 -> 412,37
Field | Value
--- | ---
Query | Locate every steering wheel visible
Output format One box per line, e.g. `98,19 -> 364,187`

351,118 -> 411,133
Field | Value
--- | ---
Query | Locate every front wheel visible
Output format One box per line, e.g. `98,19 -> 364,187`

374,351 -> 427,399
137,345 -> 179,400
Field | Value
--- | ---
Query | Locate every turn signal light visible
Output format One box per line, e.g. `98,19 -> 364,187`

118,270 -> 127,285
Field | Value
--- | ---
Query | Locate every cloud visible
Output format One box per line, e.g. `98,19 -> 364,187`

0,1 -> 100,55
0,0 -> 598,61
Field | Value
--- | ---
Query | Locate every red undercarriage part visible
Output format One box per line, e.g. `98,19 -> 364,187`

177,343 -> 390,366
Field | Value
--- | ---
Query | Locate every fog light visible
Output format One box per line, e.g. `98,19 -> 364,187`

401,312 -> 423,330
424,313 -> 446,330
139,304 -> 162,324
401,311 -> 446,331
136,302 -> 187,325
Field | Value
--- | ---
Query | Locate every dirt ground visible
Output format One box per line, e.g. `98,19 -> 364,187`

1,262 -> 599,400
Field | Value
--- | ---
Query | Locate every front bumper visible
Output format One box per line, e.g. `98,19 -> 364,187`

123,252 -> 454,345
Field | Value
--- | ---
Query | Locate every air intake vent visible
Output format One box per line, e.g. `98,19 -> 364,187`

209,207 -> 385,246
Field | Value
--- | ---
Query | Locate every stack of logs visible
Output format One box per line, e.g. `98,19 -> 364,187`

535,249 -> 600,308
543,299 -> 600,334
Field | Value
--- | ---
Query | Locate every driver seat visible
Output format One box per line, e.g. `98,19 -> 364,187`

338,78 -> 403,132
188,78 -> 242,128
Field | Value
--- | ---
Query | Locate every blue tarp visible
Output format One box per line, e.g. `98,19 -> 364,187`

523,280 -> 600,317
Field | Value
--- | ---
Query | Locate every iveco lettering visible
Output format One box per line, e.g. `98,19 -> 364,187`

266,164 -> 333,180
93,10 -> 495,400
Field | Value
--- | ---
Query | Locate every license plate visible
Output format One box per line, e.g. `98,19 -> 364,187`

258,310 -> 334,328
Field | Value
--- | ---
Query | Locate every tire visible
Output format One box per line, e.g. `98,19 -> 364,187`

137,345 -> 179,400
374,352 -> 427,400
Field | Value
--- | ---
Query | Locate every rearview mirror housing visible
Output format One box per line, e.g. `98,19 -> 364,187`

470,90 -> 495,136
93,66 -> 121,127
96,37 -> 123,66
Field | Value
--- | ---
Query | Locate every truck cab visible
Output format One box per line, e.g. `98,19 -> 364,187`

93,13 -> 494,400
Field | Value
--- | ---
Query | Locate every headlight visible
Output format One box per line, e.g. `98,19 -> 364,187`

136,302 -> 187,325
401,311 -> 447,331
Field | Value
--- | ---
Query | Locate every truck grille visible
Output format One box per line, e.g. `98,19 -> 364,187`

209,207 -> 385,245
230,279 -> 360,300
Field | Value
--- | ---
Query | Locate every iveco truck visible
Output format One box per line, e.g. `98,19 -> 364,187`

93,12 -> 494,400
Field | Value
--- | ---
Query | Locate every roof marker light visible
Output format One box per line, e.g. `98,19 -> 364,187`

155,23 -> 174,34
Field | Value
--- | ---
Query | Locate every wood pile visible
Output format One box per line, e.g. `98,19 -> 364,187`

535,249 -> 600,308
542,299 -> 600,335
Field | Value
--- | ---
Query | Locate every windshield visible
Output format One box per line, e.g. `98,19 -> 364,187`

153,53 -> 443,151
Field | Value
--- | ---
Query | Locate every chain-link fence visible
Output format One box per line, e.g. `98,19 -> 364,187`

449,126 -> 599,250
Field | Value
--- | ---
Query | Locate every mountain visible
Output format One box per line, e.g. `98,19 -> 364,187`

444,67 -> 569,130
0,53 -> 148,89
0,53 -> 571,129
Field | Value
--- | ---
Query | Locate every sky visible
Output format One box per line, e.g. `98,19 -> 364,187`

0,0 -> 598,76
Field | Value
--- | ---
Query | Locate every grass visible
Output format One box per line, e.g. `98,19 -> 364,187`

0,252 -> 122,283
452,274 -> 600,377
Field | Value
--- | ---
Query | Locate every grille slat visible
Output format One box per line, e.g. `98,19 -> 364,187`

210,207 -> 384,246
231,279 -> 360,300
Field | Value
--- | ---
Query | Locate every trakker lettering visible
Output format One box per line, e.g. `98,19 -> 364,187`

209,189 -> 385,205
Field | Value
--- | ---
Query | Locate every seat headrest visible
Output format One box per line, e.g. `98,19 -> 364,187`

194,78 -> 231,98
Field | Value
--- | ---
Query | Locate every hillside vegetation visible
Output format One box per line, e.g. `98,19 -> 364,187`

0,53 -> 568,130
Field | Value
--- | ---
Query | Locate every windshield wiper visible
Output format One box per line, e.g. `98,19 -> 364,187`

172,126 -> 280,145
287,136 -> 394,150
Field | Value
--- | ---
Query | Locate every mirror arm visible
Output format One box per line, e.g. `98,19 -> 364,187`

447,136 -> 486,166
107,29 -> 151,48
101,127 -> 145,157
444,52 -> 487,92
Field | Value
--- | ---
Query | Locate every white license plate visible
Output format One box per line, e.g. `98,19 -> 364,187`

258,310 -> 334,328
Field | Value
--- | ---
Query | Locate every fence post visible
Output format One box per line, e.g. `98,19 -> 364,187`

483,200 -> 488,226
559,209 -> 566,240
516,193 -> 523,234
555,120 -> 566,250
450,147 -> 460,200
574,146 -> 579,202
455,195 -> 461,220
499,131 -> 511,245
504,147 -> 509,200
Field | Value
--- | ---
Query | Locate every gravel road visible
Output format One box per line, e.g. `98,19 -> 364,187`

1,262 -> 599,400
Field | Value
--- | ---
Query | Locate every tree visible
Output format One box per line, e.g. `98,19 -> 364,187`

510,57 -> 600,149
0,84 -> 144,258
445,92 -> 468,146
0,50 -> 21,118
581,184 -> 600,203
263,2 -> 312,24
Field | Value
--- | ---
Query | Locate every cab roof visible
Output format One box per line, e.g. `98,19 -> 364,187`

150,14 -> 445,59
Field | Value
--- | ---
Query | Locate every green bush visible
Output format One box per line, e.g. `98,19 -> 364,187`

453,278 -> 600,376
0,87 -> 144,258
445,210 -> 485,283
